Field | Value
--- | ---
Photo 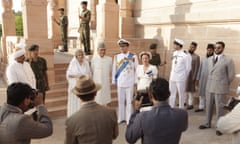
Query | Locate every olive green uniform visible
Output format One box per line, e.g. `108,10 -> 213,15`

60,15 -> 68,51
149,53 -> 161,67
26,57 -> 48,101
79,9 -> 91,54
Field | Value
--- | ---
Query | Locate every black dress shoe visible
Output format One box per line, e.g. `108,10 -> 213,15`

187,105 -> 194,110
199,124 -> 211,129
195,109 -> 204,112
216,130 -> 223,136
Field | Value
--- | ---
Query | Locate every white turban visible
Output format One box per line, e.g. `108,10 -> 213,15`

12,43 -> 26,59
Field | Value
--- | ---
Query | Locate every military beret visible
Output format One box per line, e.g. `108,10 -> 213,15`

150,43 -> 158,49
118,39 -> 130,46
58,8 -> 64,11
28,44 -> 39,51
81,1 -> 88,5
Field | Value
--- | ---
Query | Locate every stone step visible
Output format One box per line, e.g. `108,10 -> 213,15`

55,74 -> 67,82
49,82 -> 68,90
54,63 -> 69,69
45,96 -> 67,108
55,69 -> 67,75
108,97 -> 118,108
46,89 -> 67,98
48,105 -> 67,118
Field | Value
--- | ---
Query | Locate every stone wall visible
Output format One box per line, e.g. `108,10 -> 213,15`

133,0 -> 240,94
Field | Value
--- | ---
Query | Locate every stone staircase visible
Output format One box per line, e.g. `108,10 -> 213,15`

46,63 -> 68,118
46,62 -> 119,118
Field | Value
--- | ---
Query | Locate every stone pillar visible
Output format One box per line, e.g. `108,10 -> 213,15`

48,0 -> 61,49
1,0 -> 16,63
22,0 -> 55,83
119,0 -> 135,38
90,0 -> 98,29
96,0 -> 119,56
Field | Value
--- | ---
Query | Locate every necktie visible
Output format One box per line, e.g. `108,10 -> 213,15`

214,56 -> 218,65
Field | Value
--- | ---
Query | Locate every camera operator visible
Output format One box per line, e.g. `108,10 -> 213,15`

126,78 -> 188,144
217,99 -> 240,144
0,82 -> 53,144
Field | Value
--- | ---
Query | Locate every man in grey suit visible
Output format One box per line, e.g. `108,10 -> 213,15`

0,83 -> 53,144
199,41 -> 235,135
65,75 -> 118,144
126,78 -> 188,144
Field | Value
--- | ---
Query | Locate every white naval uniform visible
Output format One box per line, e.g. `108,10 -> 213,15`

169,49 -> 191,108
112,52 -> 138,124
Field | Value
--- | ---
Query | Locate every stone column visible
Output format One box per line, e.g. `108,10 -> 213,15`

90,0 -> 98,29
1,0 -> 16,63
119,0 -> 135,38
48,0 -> 61,49
96,0 -> 119,56
22,0 -> 55,83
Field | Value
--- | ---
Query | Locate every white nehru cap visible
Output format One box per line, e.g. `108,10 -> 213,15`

12,43 -> 26,59
174,38 -> 184,46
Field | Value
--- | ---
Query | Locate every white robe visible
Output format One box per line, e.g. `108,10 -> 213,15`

6,61 -> 36,89
66,57 -> 91,117
91,55 -> 112,105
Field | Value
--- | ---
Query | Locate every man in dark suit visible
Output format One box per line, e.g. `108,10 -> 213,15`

126,77 -> 188,144
0,83 -> 53,144
65,75 -> 118,144
199,41 -> 235,136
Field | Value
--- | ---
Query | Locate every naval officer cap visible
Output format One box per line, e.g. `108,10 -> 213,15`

28,44 -> 39,51
174,38 -> 184,47
118,39 -> 130,46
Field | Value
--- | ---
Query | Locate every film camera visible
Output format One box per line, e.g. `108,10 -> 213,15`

135,89 -> 153,107
224,97 -> 240,111
28,89 -> 39,109
223,85 -> 240,111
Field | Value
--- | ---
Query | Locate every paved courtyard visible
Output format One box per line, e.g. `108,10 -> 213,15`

0,79 -> 232,144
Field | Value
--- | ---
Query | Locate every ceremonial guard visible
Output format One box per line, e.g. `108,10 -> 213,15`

112,39 -> 138,125
78,1 -> 91,55
169,38 -> 191,109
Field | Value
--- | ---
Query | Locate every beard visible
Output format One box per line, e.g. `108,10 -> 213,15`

188,50 -> 194,54
206,53 -> 214,57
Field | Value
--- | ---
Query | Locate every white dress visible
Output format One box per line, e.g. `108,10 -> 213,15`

91,55 -> 112,105
136,64 -> 158,91
66,57 -> 91,117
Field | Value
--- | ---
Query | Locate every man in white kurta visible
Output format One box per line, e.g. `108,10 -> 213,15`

6,43 -> 36,89
112,39 -> 138,125
169,38 -> 191,109
91,42 -> 112,105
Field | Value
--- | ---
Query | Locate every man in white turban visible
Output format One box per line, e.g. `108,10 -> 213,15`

6,43 -> 36,89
